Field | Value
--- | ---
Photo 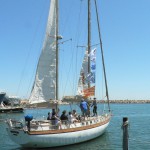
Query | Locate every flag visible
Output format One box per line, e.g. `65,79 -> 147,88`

88,48 -> 96,62
91,63 -> 96,70
83,86 -> 95,97
85,72 -> 95,84
91,57 -> 96,62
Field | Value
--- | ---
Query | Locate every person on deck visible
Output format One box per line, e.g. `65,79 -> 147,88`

51,112 -> 62,129
60,110 -> 68,124
80,98 -> 88,119
72,110 -> 78,119
86,101 -> 91,117
47,112 -> 52,120
91,97 -> 97,116
72,109 -> 82,122
68,111 -> 78,124
52,108 -> 56,115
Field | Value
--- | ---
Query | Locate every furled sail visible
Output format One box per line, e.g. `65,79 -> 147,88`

77,48 -> 96,98
29,0 -> 57,104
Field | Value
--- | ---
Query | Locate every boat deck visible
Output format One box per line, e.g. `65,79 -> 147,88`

7,114 -> 111,135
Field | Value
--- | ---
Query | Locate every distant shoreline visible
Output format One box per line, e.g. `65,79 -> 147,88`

98,100 -> 150,104
20,99 -> 150,106
63,98 -> 150,104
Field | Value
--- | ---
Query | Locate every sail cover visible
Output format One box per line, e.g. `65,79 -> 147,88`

29,0 -> 57,104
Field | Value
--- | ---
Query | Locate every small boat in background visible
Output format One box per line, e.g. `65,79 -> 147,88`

0,92 -> 23,113
0,103 -> 23,113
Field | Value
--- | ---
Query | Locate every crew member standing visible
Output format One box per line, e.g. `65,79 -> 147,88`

80,98 -> 88,119
91,98 -> 97,116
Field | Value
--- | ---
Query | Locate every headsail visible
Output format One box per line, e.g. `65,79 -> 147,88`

29,0 -> 57,104
77,48 -> 96,98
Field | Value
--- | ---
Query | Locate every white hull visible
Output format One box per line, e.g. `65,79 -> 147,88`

6,115 -> 110,148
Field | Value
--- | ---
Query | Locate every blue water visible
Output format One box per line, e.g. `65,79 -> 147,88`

0,104 -> 150,150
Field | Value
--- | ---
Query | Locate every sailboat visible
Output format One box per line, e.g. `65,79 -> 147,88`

6,0 -> 111,148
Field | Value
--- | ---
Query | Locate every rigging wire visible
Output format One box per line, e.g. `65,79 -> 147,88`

61,0 -> 85,98
58,1 -> 79,100
73,0 -> 85,96
58,1 -> 81,99
94,0 -> 111,111
73,0 -> 88,96
16,1 -> 49,99
59,38 -> 72,100
61,40 -> 75,97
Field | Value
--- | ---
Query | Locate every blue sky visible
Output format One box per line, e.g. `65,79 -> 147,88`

0,0 -> 150,100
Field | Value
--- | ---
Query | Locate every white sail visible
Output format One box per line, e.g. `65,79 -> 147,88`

29,0 -> 57,104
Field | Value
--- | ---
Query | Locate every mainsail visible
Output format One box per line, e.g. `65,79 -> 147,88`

29,0 -> 57,104
77,48 -> 96,98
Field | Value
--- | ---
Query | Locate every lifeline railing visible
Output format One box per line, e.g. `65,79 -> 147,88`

6,113 -> 110,131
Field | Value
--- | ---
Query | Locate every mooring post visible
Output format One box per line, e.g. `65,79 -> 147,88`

122,117 -> 129,150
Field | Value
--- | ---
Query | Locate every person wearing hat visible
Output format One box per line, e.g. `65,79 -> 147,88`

91,98 -> 97,116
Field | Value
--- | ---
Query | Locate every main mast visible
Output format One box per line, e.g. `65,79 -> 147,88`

56,0 -> 59,100
88,0 -> 91,89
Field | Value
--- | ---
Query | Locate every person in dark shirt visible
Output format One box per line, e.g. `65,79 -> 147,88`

91,97 -> 97,116
47,112 -> 52,120
60,110 -> 68,124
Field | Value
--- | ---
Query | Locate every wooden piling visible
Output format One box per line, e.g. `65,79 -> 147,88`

122,117 -> 129,150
